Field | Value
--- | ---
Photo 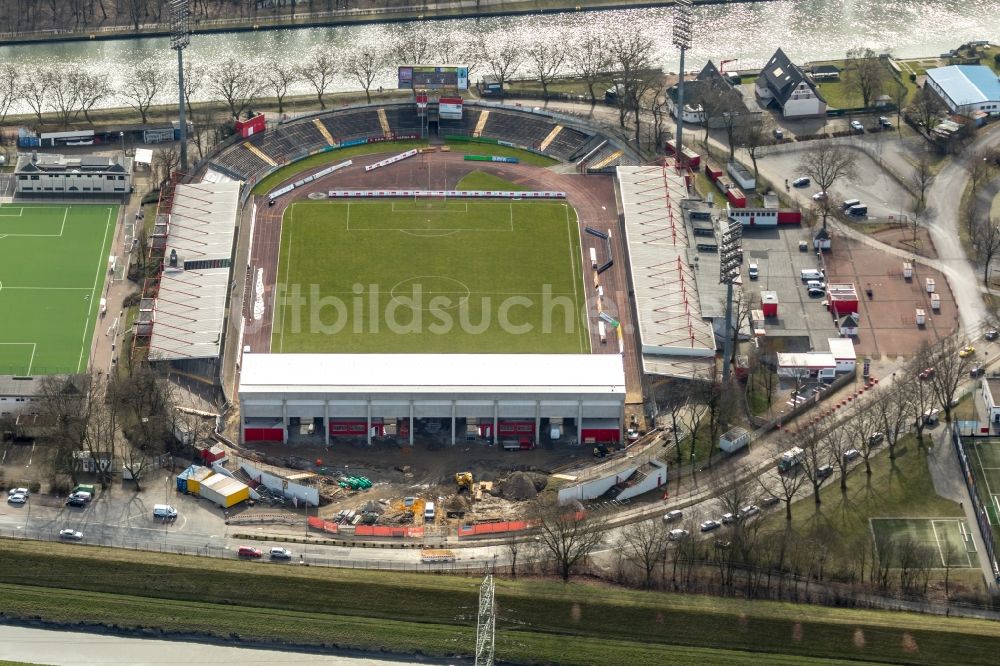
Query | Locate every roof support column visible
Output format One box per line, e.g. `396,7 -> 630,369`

324,400 -> 329,446
493,401 -> 499,447
366,400 -> 372,446
620,402 -> 626,445
239,414 -> 245,445
282,399 -> 289,445
451,400 -> 456,446
535,401 -> 541,449
409,400 -> 414,447
578,399 -> 583,445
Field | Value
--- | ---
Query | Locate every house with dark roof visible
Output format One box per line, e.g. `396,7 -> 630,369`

15,152 -> 133,197
667,61 -> 756,127
755,48 -> 827,118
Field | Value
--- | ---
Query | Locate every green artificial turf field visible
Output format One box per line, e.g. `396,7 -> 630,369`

0,204 -> 117,375
272,199 -> 590,353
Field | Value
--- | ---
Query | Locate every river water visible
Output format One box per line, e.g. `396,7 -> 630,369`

1,0 -> 997,113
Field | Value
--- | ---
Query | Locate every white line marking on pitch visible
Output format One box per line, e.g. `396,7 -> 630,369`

78,207 -> 114,373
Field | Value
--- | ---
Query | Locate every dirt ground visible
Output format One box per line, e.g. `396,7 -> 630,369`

868,224 -> 938,259
824,236 -> 955,359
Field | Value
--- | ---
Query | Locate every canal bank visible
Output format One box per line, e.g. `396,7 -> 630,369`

0,0 -> 771,46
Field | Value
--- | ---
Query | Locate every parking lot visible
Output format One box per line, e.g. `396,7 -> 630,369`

823,235 -> 954,358
741,224 -> 841,352
759,143 -> 911,221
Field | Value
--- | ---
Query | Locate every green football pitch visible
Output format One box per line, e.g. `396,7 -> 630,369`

0,204 -> 117,375
272,199 -> 591,354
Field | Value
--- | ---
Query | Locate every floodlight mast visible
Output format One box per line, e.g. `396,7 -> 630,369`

672,0 -> 692,170
170,0 -> 191,172
719,219 -> 742,382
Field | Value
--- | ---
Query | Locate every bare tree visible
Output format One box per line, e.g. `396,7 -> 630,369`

844,47 -> 887,109
756,448 -> 806,522
608,29 -> 654,129
823,422 -> 854,492
76,71 -> 111,124
571,35 -> 611,105
619,518 -> 668,589
344,47 -> 384,105
0,62 -> 21,126
21,71 -> 51,123
391,24 -> 432,65
299,49 -> 338,110
796,421 -> 831,505
912,152 -> 934,213
47,69 -> 83,128
734,113 -> 771,184
121,64 -> 167,124
655,381 -> 689,467
972,217 -> 1000,285
843,400 -> 880,475
209,57 -> 265,119
908,86 -> 946,132
479,34 -> 522,103
502,531 -> 523,578
527,43 -> 565,101
151,145 -> 181,188
263,60 -> 298,115
968,150 -> 995,200
36,374 -> 92,484
900,355 -> 938,448
798,144 -> 858,230
81,376 -> 121,489
531,498 -> 606,582
925,337 -> 974,423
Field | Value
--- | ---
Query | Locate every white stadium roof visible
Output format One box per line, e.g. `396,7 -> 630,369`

239,354 -> 626,396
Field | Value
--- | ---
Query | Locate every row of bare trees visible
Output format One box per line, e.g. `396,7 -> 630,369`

26,366 -> 211,491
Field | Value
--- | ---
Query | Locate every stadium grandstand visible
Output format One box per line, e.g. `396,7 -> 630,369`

200,101 -> 639,188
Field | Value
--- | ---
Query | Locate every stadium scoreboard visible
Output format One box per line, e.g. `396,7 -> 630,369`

398,65 -> 469,91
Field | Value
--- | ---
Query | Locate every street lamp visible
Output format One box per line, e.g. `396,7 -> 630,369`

119,131 -> 125,159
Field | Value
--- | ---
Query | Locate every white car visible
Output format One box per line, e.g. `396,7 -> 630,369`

7,487 -> 29,496
667,528 -> 690,541
739,504 -> 760,518
844,449 -> 861,461
663,510 -> 683,523
269,547 -> 293,560
58,529 -> 83,541
721,512 -> 737,524
700,519 -> 721,532
850,120 -> 864,132
7,493 -> 27,505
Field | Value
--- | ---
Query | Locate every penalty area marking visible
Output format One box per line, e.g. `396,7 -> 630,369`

0,342 -> 37,376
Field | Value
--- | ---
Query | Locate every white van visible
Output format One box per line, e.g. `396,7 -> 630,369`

800,269 -> 824,280
153,504 -> 178,519
423,501 -> 436,522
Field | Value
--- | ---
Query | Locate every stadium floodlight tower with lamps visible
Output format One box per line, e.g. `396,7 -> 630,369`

170,0 -> 191,172
719,218 -> 742,382
672,0 -> 693,169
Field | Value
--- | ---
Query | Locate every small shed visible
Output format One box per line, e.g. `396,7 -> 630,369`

761,291 -> 779,317
719,427 -> 750,453
837,312 -> 860,336
813,227 -> 831,250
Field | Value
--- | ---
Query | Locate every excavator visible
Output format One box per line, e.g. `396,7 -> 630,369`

455,472 -> 474,492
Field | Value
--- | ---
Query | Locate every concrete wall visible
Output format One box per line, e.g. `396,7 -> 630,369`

616,460 -> 667,500
239,459 -> 319,507
557,466 -> 638,504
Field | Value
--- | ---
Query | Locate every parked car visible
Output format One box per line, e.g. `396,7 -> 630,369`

792,176 -> 810,187
7,493 -> 27,505
739,504 -> 760,518
850,120 -> 864,132
663,510 -> 684,523
65,497 -> 87,508
700,519 -> 721,532
812,191 -> 828,201
869,432 -> 885,446
808,287 -> 826,297
986,328 -> 999,341
760,496 -> 781,508
68,491 -> 92,503
748,262 -> 759,280
721,512 -> 737,524
667,528 -> 690,541
879,116 -> 893,128
237,546 -> 263,558
269,547 -> 293,560
807,280 -> 826,290
773,128 -> 784,140
971,366 -> 985,378
918,367 -> 935,380
800,269 -> 825,280
843,449 -> 861,461
58,529 -> 83,541
816,464 -> 834,480
7,488 -> 29,497
959,345 -> 976,358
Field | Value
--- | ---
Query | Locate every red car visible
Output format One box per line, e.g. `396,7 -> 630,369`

918,368 -> 935,380
237,546 -> 262,558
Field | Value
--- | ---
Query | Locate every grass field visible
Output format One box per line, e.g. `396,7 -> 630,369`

272,199 -> 590,354
2,540 -> 1000,665
871,518 -> 977,568
966,438 -> 1000,525
0,204 -> 116,375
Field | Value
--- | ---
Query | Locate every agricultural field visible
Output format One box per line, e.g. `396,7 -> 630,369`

0,204 -> 116,375
272,198 -> 590,354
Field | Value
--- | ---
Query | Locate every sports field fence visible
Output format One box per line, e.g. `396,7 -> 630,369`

952,423 -> 1000,583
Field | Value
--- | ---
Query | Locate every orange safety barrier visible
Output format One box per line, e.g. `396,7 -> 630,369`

307,516 -> 339,534
458,520 -> 531,537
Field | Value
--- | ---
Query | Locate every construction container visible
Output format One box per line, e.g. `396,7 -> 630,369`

930,293 -> 941,310
916,308 -> 926,326
598,320 -> 607,344
199,473 -> 251,508
719,427 -> 750,453
902,262 -> 913,279
590,247 -> 598,268
185,466 -> 213,494
925,277 -> 935,293
761,291 -> 779,318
